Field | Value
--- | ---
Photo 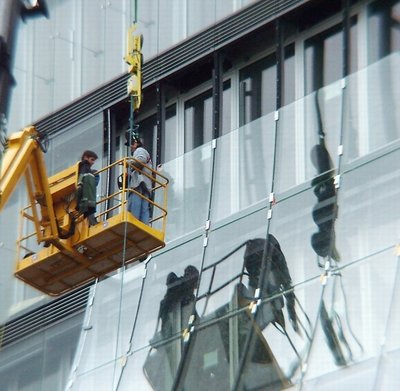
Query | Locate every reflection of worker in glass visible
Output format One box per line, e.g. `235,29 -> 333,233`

77,150 -> 99,226
243,234 -> 298,333
144,266 -> 199,389
158,265 -> 199,339
126,133 -> 152,224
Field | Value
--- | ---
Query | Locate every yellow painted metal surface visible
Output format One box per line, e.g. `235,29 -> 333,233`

0,127 -> 168,295
124,24 -> 142,110
48,163 -> 79,203
0,126 -> 41,210
16,212 -> 165,296
14,156 -> 168,295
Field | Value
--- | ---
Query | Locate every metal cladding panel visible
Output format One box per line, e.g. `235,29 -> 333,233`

1,285 -> 90,347
35,0 -> 310,136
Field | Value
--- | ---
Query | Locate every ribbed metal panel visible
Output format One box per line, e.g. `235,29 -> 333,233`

35,0 -> 310,135
1,285 -> 90,347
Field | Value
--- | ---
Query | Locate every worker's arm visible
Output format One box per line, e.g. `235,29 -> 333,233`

128,147 -> 150,170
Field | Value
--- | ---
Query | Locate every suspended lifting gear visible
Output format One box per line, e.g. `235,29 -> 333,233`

124,24 -> 143,111
0,126 -> 169,296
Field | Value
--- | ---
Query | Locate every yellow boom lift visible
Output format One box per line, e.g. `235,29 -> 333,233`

0,26 -> 168,296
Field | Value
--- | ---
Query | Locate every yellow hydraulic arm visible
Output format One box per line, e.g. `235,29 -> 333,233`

0,126 -> 60,243
0,126 -> 39,209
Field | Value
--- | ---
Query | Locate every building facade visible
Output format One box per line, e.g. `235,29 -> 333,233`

0,0 -> 399,390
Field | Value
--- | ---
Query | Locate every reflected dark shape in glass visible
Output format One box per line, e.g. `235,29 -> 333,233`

310,141 -> 352,367
310,146 -> 338,259
229,235 -> 299,390
188,236 -> 297,390
179,301 -> 290,391
310,91 -> 340,262
143,265 -> 199,390
320,300 -> 348,367
158,265 -> 199,339
243,235 -> 298,333
144,235 -> 300,390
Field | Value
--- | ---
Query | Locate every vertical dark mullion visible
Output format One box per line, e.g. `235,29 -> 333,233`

342,0 -> 350,78
239,80 -> 246,127
271,17 -> 283,194
313,40 -> 324,91
276,18 -> 284,110
105,108 -> 116,218
378,5 -> 391,60
212,51 -> 223,139
156,81 -> 164,166
252,71 -> 262,120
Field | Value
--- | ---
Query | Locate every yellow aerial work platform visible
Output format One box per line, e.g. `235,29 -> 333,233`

14,157 -> 169,296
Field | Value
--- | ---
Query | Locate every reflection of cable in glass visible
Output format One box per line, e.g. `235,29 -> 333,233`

310,90 -> 340,264
320,299 -> 347,366
309,91 -> 349,366
338,273 -> 364,354
309,79 -> 362,368
321,270 -> 364,367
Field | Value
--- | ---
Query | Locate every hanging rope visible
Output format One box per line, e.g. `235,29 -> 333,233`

124,0 -> 143,146
114,2 -> 143,388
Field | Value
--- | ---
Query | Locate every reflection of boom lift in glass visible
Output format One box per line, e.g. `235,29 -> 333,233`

0,126 -> 168,296
144,236 -> 301,390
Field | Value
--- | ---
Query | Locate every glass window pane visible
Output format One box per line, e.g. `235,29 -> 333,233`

118,340 -> 182,390
211,113 -> 275,222
46,114 -> 103,175
184,90 -> 213,153
342,53 -> 400,163
303,249 -> 399,387
0,314 -> 83,391
305,20 -> 357,95
161,142 -> 213,241
368,0 -> 400,64
69,361 -> 116,390
130,237 -> 205,352
138,114 -> 157,162
275,83 -> 342,194
221,80 -> 232,136
239,54 -> 277,126
72,272 -> 143,377
283,44 -> 295,106
305,25 -> 343,94
162,104 -> 178,163
337,149 -> 400,266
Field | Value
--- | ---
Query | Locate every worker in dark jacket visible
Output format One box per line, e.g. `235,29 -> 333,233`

76,150 -> 99,226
